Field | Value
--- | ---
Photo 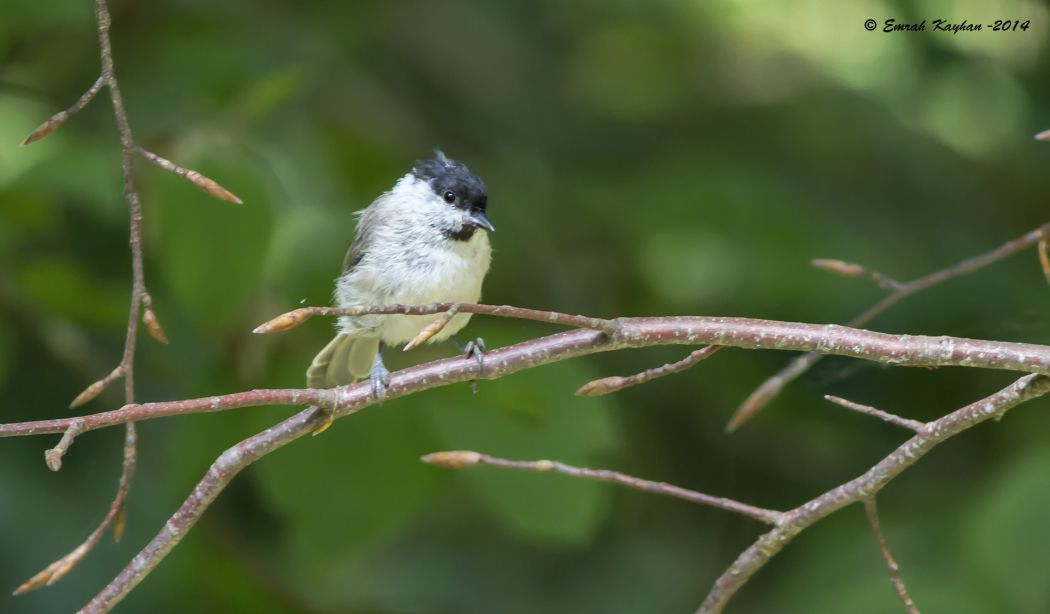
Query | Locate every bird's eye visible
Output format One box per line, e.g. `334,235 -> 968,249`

443,190 -> 456,204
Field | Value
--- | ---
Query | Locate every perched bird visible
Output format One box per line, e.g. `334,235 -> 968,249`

307,150 -> 494,404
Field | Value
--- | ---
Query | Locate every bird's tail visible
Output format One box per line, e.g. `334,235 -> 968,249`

307,333 -> 380,389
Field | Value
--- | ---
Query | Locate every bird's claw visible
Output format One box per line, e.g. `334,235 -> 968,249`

463,337 -> 485,395
370,359 -> 391,402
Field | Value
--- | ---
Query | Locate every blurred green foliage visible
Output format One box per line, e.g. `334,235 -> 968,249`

2,0 -> 1050,612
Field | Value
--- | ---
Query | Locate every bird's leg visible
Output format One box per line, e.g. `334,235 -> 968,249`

370,343 -> 392,401
314,344 -> 390,436
453,336 -> 486,395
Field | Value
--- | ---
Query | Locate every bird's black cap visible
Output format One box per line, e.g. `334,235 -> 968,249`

412,150 -> 488,214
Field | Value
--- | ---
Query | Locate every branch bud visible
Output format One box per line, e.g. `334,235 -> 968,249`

575,376 -> 627,397
44,448 -> 64,472
404,320 -> 445,351
69,368 -> 122,410
421,450 -> 482,468
12,543 -> 90,595
20,77 -> 104,147
136,147 -> 243,204
252,308 -> 312,334
143,308 -> 169,344
181,168 -> 244,205
21,114 -> 68,146
532,459 -> 555,472
810,259 -> 866,277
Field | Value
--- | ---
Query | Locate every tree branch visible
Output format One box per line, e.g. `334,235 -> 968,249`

824,395 -> 928,434
80,406 -> 320,613
257,305 -> 1050,374
421,450 -> 782,524
0,303 -> 1041,609
864,498 -> 920,614
13,6 -> 1050,610
728,222 -> 1050,431
15,0 -> 237,595
6,312 -> 1050,442
14,0 -> 146,594
698,374 -> 1050,613
576,346 -> 721,397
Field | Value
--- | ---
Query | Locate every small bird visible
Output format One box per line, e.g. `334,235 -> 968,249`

307,150 -> 494,404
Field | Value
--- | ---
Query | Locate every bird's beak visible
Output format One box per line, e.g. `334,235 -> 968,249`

469,211 -> 495,232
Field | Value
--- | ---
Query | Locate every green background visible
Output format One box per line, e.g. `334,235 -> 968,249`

2,0 -> 1049,612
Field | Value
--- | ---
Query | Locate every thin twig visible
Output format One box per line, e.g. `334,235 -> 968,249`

811,258 -> 903,291
97,0 -> 141,560
1,388 -> 344,439
80,407 -> 318,613
69,365 -> 125,409
17,0 -> 149,595
134,146 -> 243,204
576,346 -> 721,396
698,374 -> 1050,613
729,222 -> 1050,431
422,451 -> 782,524
20,76 -> 104,146
252,303 -> 618,335
44,419 -> 86,472
864,498 -> 921,614
13,428 -> 135,597
824,395 -> 928,434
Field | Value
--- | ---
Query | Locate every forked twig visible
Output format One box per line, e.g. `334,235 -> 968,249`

14,0 -> 237,596
729,223 -> 1050,431
14,0 -> 147,594
699,374 -> 1050,613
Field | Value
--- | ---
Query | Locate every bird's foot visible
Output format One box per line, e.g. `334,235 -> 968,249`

462,337 -> 486,395
370,353 -> 392,402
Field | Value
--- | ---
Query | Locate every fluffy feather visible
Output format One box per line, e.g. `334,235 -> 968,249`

307,156 -> 492,388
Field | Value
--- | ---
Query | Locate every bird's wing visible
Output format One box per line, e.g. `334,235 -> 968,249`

342,204 -> 381,273
342,234 -> 367,273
